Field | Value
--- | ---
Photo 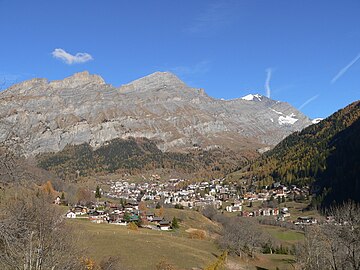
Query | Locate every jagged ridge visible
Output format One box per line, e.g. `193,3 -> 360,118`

0,71 -> 312,157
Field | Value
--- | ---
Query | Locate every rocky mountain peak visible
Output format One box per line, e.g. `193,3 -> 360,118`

2,78 -> 48,96
0,71 -> 313,157
242,94 -> 264,101
0,71 -> 106,97
49,71 -> 105,89
120,71 -> 186,93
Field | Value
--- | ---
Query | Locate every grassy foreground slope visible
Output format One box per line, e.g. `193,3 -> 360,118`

70,219 -> 219,270
68,207 -> 306,270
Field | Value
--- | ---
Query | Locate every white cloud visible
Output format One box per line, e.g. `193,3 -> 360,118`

299,94 -> 319,110
331,53 -> 360,84
265,68 -> 272,98
52,48 -> 93,65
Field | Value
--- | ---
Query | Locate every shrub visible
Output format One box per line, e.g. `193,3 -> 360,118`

188,230 -> 206,240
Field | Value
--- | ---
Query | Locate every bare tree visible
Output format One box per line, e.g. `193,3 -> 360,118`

202,204 -> 218,220
219,217 -> 269,258
296,202 -> 360,270
0,190 -> 82,270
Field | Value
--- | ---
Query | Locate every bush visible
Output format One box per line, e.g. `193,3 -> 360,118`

174,204 -> 184,209
127,222 -> 138,231
188,230 -> 206,240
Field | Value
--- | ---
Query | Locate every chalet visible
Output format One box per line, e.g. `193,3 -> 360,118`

73,205 -> 88,215
225,202 -> 242,212
281,207 -> 291,217
295,216 -> 317,225
108,213 -> 121,223
158,220 -> 171,231
89,210 -> 107,223
54,196 -> 61,205
129,215 -> 140,222
124,201 -> 139,211
66,211 -> 76,219
146,212 -> 155,222
152,216 -> 164,225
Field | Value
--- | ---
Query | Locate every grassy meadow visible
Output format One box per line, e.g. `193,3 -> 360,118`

66,207 -> 307,270
69,219 -> 220,270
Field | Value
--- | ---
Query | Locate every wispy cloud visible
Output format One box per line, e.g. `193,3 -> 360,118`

299,94 -> 319,110
331,53 -> 360,84
52,48 -> 93,65
265,68 -> 272,98
185,2 -> 236,35
170,60 -> 211,76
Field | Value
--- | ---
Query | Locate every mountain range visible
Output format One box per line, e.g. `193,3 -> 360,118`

0,71 -> 312,157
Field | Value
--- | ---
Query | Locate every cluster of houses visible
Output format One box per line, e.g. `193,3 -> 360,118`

106,178 -> 239,210
60,178 -> 316,228
65,201 -> 173,230
105,179 -> 309,217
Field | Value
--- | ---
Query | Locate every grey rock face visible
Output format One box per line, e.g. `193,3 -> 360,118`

0,71 -> 312,156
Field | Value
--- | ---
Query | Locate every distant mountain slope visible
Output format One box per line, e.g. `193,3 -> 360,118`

0,71 -> 312,157
37,137 -> 250,180
0,146 -> 53,184
233,100 -> 360,207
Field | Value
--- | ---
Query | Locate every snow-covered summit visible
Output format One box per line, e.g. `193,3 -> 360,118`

242,94 -> 263,101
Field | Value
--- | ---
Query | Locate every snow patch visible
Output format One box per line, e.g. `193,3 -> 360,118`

270,108 -> 284,115
242,94 -> 262,101
278,115 -> 298,125
312,118 -> 323,124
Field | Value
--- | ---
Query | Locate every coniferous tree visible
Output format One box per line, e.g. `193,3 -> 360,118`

95,185 -> 101,199
171,217 -> 179,229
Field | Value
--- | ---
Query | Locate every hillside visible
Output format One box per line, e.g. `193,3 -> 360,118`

0,71 -> 312,157
0,146 -> 54,185
37,137 -> 250,180
317,116 -> 360,207
230,100 -> 360,207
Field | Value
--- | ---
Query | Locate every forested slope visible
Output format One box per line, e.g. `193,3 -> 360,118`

236,100 -> 360,207
37,137 -> 250,180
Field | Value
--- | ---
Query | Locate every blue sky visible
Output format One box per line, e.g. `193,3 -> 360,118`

0,0 -> 359,119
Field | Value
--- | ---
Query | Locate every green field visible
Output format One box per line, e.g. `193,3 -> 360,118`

261,225 -> 304,244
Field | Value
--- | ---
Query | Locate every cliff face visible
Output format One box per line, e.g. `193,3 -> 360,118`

0,71 -> 312,156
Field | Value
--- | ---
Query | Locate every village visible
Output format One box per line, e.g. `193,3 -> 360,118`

60,176 -> 318,229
